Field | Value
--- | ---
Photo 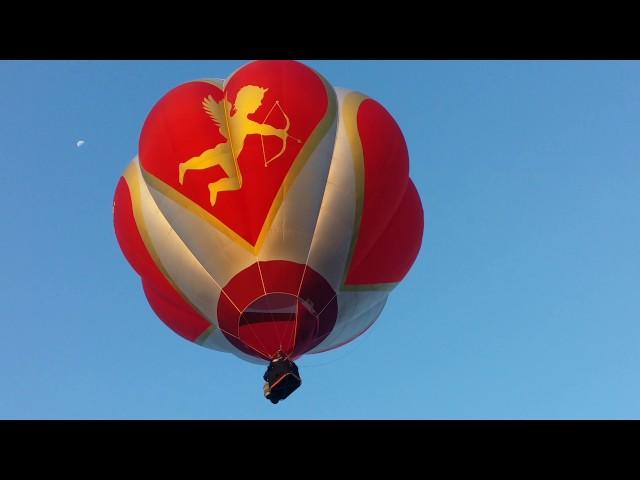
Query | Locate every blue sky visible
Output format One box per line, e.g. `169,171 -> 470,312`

1,60 -> 639,419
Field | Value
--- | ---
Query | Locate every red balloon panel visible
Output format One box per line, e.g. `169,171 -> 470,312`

139,60 -> 330,247
113,177 -> 211,341
345,99 -> 423,285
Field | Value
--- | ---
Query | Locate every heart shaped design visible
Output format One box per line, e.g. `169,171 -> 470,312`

139,60 -> 334,249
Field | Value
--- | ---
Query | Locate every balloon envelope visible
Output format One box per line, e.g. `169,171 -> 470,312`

113,60 -> 423,363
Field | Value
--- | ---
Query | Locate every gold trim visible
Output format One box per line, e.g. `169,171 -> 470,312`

340,91 -> 368,287
123,161 -> 217,333
140,76 -> 338,257
338,93 -> 405,293
254,75 -> 337,253
141,169 -> 257,254
195,324 -> 216,345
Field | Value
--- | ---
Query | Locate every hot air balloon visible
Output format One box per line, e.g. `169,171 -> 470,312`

113,60 -> 423,403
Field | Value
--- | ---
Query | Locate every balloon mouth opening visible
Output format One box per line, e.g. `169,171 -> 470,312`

238,292 -> 320,358
241,293 -> 301,324
217,260 -> 339,361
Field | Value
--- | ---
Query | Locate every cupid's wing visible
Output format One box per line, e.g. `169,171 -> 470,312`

202,95 -> 229,139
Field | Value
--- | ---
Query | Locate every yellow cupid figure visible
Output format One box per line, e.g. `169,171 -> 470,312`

178,85 -> 301,207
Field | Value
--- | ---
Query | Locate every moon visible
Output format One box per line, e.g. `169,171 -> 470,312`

76,140 -> 85,148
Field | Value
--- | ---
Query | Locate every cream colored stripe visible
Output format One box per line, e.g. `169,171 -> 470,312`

302,88 -> 359,290
195,324 -> 266,364
145,180 -> 256,290
301,88 -> 397,336
257,117 -> 338,264
136,160 -> 278,358
308,292 -> 388,354
340,91 -> 368,286
125,158 -> 240,354
252,74 -> 338,255
123,160 -> 211,322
